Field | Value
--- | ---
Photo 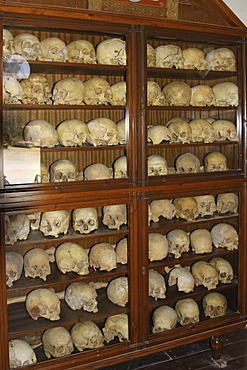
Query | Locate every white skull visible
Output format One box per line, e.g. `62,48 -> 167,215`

20,74 -> 51,104
52,78 -> 85,105
152,305 -> 178,333
71,322 -> 104,351
182,47 -> 206,70
72,208 -> 98,234
65,282 -> 98,312
86,117 -> 118,146
6,251 -> 23,287
55,242 -> 89,275
3,29 -> 14,56
24,248 -> 51,281
56,119 -> 89,147
190,85 -> 216,107
5,214 -> 30,245
155,45 -> 184,69
107,277 -> 128,307
102,204 -> 127,230
13,33 -> 41,60
167,229 -> 190,258
67,39 -> 96,64
42,327 -> 74,358
147,81 -> 166,106
25,288 -> 60,320
84,163 -> 112,180
9,339 -> 37,368
96,38 -> 126,65
116,237 -> 128,264
110,81 -> 126,106
194,195 -> 217,217
189,119 -> 216,143
113,156 -> 127,179
204,152 -> 228,172
148,154 -> 168,176
175,153 -> 200,173
191,261 -> 219,290
39,210 -> 70,237
84,77 -> 112,105
3,77 -> 24,104
166,118 -> 192,143
203,292 -> 227,318
168,266 -> 195,293
147,44 -> 156,67
175,298 -> 200,326
209,257 -> 233,284
148,232 -> 169,261
211,223 -> 239,250
50,159 -> 77,182
205,48 -> 236,71
149,199 -> 176,222
162,81 -> 191,106
116,119 -> 126,144
149,269 -> 166,300
103,314 -> 129,342
216,193 -> 238,214
89,242 -> 117,271
212,120 -> 238,141
212,82 -> 238,107
27,212 -> 41,230
173,197 -> 199,221
23,119 -> 59,148
38,37 -> 68,62
190,229 -> 213,254
147,125 -> 172,144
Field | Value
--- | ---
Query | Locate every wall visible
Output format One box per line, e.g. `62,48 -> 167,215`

223,0 -> 247,26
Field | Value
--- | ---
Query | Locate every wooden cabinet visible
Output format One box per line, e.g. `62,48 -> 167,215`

0,2 -> 247,369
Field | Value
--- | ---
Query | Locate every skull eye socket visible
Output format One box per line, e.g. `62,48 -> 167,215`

55,221 -> 61,227
68,172 -> 75,180
55,172 -> 63,180
88,219 -> 95,226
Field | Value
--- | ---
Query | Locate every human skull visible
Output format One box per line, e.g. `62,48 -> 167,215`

21,74 -> 52,104
204,152 -> 228,172
152,305 -> 178,333
35,163 -> 50,183
86,117 -> 118,146
162,81 -> 191,106
3,76 -> 24,104
42,327 -> 74,358
147,81 -> 166,106
167,229 -> 190,258
168,266 -> 195,293
38,37 -> 68,62
89,242 -> 117,271
23,119 -> 58,147
55,242 -> 89,275
211,223 -> 239,250
102,204 -> 127,230
3,29 -> 14,56
173,197 -> 199,221
212,120 -> 238,141
191,261 -> 219,290
65,282 -> 98,312
96,38 -> 126,65
113,156 -> 127,179
205,48 -> 236,71
71,322 -> 104,351
190,229 -> 213,254
110,81 -> 126,106
84,77 -> 112,105
147,44 -> 156,67
103,314 -> 129,342
166,119 -> 192,143
149,269 -> 166,300
24,248 -> 51,281
67,39 -> 96,64
107,277 -> 128,307
5,214 -> 30,245
182,47 -> 206,70
149,232 -> 169,261
194,195 -> 216,217
116,237 -> 128,264
175,298 -> 200,326
39,210 -> 70,237
203,292 -> 227,318
26,288 -> 60,320
190,85 -> 216,107
56,119 -> 88,147
72,208 -> 98,234
147,125 -> 172,144
116,119 -> 126,144
212,82 -> 238,107
50,159 -> 77,182
83,163 -> 112,180
6,251 -> 23,287
189,119 -> 216,143
149,199 -> 176,222
148,154 -> 168,176
155,44 -> 184,69
9,339 -> 37,368
27,212 -> 41,230
13,33 -> 41,60
52,78 -> 85,105
209,257 -> 234,284
216,193 -> 238,214
175,153 -> 201,173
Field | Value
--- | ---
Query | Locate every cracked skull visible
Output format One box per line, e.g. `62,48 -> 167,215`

21,74 -> 52,104
55,242 -> 89,275
86,117 -> 118,146
39,210 -> 70,238
65,282 -> 98,312
162,81 -> 191,106
96,38 -> 126,65
155,44 -> 184,69
38,37 -> 68,62
13,33 -> 41,60
56,119 -> 89,147
205,48 -> 236,71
